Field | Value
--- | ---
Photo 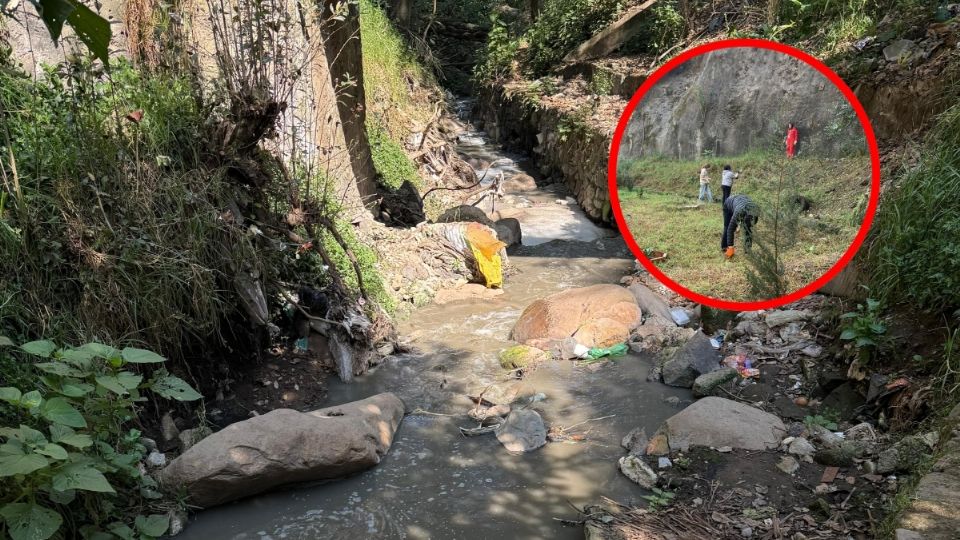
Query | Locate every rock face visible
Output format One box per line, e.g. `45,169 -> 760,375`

511,284 -> 641,350
658,397 -> 786,452
621,47 -> 865,160
496,409 -> 547,453
160,393 -> 405,508
661,331 -> 721,387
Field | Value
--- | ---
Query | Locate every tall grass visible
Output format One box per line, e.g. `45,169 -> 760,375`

867,104 -> 960,312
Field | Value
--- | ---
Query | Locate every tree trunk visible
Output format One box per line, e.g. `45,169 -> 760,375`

391,0 -> 413,29
530,0 -> 540,21
319,0 -> 380,211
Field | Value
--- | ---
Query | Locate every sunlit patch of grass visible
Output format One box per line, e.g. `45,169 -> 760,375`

617,153 -> 866,301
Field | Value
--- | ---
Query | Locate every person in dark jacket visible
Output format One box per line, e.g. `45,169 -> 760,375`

721,194 -> 759,257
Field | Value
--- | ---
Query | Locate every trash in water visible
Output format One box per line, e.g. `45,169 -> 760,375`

587,343 -> 629,360
670,308 -> 690,326
710,331 -> 726,349
710,338 -> 721,349
722,354 -> 760,378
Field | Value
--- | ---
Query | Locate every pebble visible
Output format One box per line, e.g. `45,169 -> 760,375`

741,526 -> 753,537
146,451 -> 167,469
717,446 -> 733,453
658,457 -> 672,469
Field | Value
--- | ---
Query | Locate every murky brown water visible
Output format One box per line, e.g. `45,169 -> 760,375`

177,104 -> 690,540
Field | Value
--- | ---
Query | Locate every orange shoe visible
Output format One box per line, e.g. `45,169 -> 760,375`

725,247 -> 735,258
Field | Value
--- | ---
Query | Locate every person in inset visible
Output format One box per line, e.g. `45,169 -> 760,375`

721,193 -> 759,258
785,122 -> 799,158
698,164 -> 714,203
720,164 -> 739,203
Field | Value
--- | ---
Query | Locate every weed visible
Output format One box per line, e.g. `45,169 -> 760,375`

0,339 -> 200,540
868,103 -> 960,311
804,412 -> 839,431
587,70 -> 614,96
642,486 -> 676,510
839,298 -> 889,364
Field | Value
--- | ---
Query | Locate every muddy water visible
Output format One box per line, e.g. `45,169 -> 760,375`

178,103 -> 690,540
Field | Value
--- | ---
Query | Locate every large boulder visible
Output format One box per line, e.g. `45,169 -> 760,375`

573,317 -> 631,348
159,393 -> 405,508
657,397 -> 786,452
660,331 -> 721,387
627,283 -> 674,323
511,284 -> 641,350
503,173 -> 538,192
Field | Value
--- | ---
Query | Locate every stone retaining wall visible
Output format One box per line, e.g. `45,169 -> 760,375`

475,88 -> 615,223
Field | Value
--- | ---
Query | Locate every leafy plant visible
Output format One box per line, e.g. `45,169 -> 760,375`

367,121 -> 421,190
0,0 -> 111,62
0,339 -> 200,540
804,413 -> 839,431
642,486 -> 676,510
839,298 -> 888,363
474,14 -> 520,82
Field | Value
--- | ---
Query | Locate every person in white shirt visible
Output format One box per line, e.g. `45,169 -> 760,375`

698,164 -> 714,203
720,164 -> 739,203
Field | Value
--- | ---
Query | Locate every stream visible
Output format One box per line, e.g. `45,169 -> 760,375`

177,101 -> 691,539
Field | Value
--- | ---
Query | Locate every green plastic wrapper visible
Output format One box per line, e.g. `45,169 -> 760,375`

586,343 -> 628,359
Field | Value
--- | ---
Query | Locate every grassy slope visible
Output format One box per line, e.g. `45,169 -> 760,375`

618,153 -> 869,300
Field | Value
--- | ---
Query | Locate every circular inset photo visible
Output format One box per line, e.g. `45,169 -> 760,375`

610,40 -> 879,310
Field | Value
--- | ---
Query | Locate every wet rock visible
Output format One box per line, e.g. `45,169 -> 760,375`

883,39 -> 917,62
621,427 -> 649,455
472,382 -> 530,406
764,309 -> 810,328
692,367 -> 739,398
777,456 -> 800,475
493,218 -> 522,247
498,344 -> 547,370
469,404 -> 511,422
495,409 -> 547,453
877,433 -> 938,474
178,427 -> 213,453
436,205 -> 494,227
618,455 -> 658,488
627,283 -> 674,323
787,437 -> 816,457
574,317 -> 631,349
511,284 -> 641,349
159,393 -> 405,508
658,397 -> 786,452
661,331 -> 721,388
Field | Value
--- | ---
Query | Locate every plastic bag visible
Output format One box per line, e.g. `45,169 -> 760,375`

587,343 -> 629,359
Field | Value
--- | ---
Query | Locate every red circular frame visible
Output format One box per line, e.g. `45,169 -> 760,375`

608,38 -> 881,311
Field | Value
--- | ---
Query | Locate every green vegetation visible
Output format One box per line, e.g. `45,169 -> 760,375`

618,153 -> 865,300
368,121 -> 421,190
868,104 -> 960,312
0,340 -> 199,540
839,298 -> 889,364
476,0 -> 627,79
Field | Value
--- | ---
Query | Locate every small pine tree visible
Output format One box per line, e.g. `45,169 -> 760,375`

744,162 -> 802,298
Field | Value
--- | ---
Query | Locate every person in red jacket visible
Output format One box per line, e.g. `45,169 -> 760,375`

785,122 -> 799,158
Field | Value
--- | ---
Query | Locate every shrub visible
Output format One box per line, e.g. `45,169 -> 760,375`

521,0 -> 626,76
868,104 -> 960,311
839,298 -> 889,363
474,15 -> 520,82
0,339 -> 200,540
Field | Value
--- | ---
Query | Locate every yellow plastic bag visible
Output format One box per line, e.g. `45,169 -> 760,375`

466,223 -> 506,288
